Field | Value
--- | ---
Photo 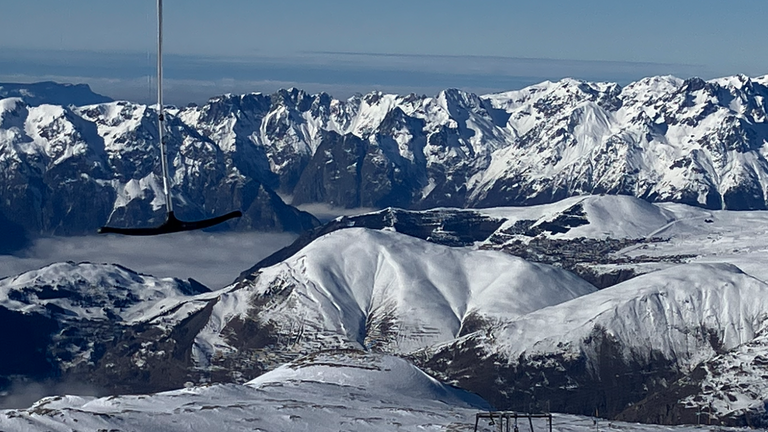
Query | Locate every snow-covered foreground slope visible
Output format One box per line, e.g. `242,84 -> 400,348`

0,351 -> 489,432
193,227 -> 596,368
0,351 -> 751,432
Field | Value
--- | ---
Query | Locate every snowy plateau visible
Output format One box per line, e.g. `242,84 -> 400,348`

2,76 -> 768,431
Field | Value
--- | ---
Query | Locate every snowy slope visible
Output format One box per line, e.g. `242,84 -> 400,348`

0,350 -> 751,432
0,351 -> 489,432
183,226 -> 599,378
477,195 -> 675,240
414,262 -> 768,420
1,351 -> 753,432
494,194 -> 768,285
192,227 -> 596,364
484,263 -> 768,373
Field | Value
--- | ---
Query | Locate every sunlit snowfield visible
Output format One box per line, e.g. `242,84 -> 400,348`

0,231 -> 297,290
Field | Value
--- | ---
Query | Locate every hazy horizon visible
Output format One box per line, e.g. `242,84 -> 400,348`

1,48 -> 739,106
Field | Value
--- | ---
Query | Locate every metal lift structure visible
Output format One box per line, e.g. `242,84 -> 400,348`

474,412 -> 553,432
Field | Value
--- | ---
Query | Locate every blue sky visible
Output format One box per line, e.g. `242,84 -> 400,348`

1,0 -> 766,104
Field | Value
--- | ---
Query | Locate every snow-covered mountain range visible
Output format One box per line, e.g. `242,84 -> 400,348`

4,195 -> 768,425
3,73 -> 768,428
2,75 -> 767,238
0,95 -> 318,238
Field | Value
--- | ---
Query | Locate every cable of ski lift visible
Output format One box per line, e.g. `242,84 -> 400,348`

99,0 -> 241,236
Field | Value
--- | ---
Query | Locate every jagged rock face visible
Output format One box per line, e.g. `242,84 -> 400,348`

0,97 -> 318,238
181,75 -> 768,212
291,125 -> 427,208
474,75 -> 768,209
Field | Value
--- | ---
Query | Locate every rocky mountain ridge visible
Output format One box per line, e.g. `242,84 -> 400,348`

2,74 -> 768,239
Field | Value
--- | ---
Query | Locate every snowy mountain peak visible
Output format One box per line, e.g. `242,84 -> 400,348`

193,227 -> 596,362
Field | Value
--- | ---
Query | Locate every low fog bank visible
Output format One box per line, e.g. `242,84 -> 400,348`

0,231 -> 297,290
293,202 -> 377,223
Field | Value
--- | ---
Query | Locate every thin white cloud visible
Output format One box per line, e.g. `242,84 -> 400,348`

294,203 -> 378,224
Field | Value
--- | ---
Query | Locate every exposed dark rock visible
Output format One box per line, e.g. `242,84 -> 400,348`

483,235 -> 695,289
412,326 -> 682,419
0,308 -> 58,380
0,209 -> 31,254
292,131 -> 368,207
